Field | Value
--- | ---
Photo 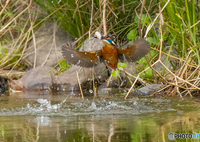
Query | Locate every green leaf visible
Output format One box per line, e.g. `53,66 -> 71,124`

127,29 -> 138,40
147,50 -> 157,59
112,70 -> 120,77
139,68 -> 152,79
147,37 -> 159,45
117,62 -> 127,68
134,14 -> 147,23
145,68 -> 152,78
140,73 -> 145,79
138,57 -> 147,65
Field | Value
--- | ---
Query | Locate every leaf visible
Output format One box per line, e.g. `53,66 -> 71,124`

147,50 -> 157,59
112,70 -> 120,77
138,57 -> 147,65
139,73 -> 145,79
147,37 -> 159,45
145,68 -> 152,78
127,29 -> 138,40
139,68 -> 152,79
134,14 -> 147,23
117,62 -> 127,68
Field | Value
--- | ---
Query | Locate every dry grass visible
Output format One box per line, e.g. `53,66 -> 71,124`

1,0 -> 200,98
0,0 -> 43,78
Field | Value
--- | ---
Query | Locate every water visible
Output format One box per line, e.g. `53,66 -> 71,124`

0,91 -> 200,142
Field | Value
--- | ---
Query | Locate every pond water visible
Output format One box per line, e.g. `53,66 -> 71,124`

0,91 -> 200,142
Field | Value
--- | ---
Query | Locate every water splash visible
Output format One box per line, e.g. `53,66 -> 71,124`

0,96 -> 175,116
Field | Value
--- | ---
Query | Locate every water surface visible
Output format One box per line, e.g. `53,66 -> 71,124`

0,91 -> 199,142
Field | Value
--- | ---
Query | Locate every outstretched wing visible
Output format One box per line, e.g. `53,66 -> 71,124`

117,39 -> 150,62
61,44 -> 103,68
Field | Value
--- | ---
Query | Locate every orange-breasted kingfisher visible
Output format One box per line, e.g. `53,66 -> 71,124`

61,32 -> 150,69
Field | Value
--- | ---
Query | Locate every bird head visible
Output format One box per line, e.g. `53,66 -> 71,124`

94,32 -> 117,47
101,36 -> 116,47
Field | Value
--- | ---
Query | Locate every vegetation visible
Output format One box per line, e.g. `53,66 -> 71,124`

0,0 -> 200,97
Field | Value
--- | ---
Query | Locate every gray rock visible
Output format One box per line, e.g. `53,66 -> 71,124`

154,55 -> 173,72
130,84 -> 163,96
10,66 -> 55,90
80,36 -> 104,51
25,22 -> 74,68
98,88 -> 127,96
53,63 -> 108,91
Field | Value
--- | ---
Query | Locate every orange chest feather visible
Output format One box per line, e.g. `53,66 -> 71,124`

102,44 -> 118,67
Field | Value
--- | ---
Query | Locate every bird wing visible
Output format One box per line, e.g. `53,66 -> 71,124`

117,39 -> 150,62
61,44 -> 103,68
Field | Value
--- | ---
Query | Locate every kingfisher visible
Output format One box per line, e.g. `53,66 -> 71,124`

61,32 -> 150,69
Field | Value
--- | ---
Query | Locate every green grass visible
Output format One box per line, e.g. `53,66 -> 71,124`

1,0 -> 200,97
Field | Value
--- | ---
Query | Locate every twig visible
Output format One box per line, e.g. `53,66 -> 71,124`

144,0 -> 170,38
75,0 -> 84,36
0,0 -> 11,17
92,68 -> 97,97
138,0 -> 146,38
150,85 -> 170,96
119,68 -> 146,85
0,0 -> 32,33
31,22 -> 37,68
76,71 -> 84,100
103,0 -> 107,35
107,74 -> 113,87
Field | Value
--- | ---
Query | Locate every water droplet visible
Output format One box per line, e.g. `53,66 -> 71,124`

71,54 -> 74,58
89,89 -> 93,93
77,60 -> 81,65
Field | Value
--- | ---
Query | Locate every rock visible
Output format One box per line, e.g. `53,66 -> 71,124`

10,66 -> 55,90
98,88 -> 127,96
52,63 -> 108,91
0,76 -> 9,95
80,36 -> 104,51
154,55 -> 173,72
130,84 -> 163,96
25,22 -> 74,68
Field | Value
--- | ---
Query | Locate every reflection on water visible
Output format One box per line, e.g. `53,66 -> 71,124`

0,91 -> 200,141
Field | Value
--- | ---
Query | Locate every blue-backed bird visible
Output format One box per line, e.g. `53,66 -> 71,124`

61,32 -> 150,69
